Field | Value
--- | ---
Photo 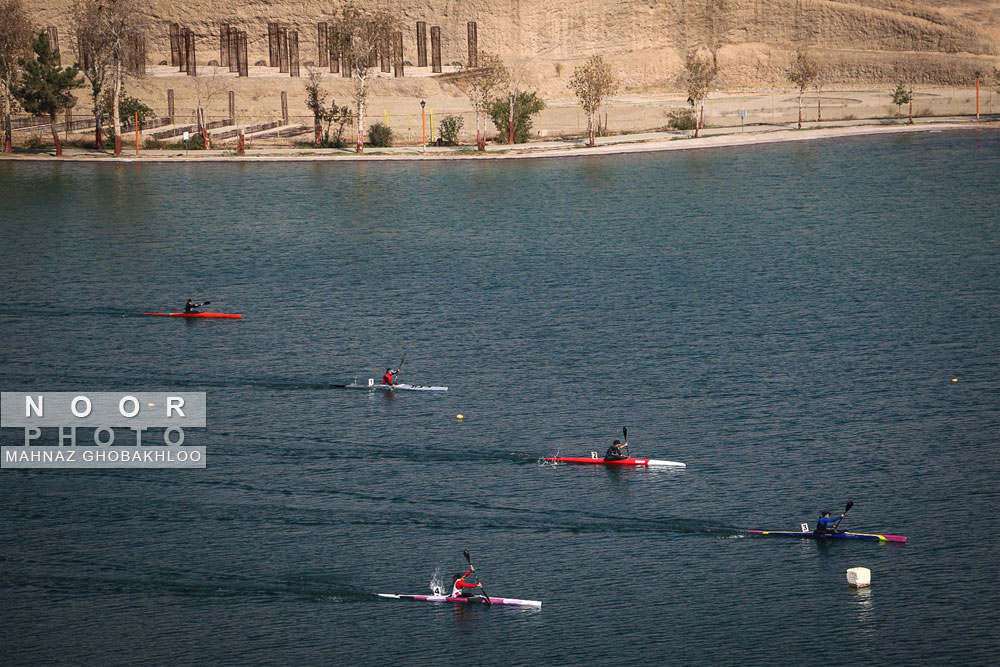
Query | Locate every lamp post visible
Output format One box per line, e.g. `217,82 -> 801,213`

420,100 -> 426,152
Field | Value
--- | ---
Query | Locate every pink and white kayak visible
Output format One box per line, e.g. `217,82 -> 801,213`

378,593 -> 541,608
545,456 -> 685,468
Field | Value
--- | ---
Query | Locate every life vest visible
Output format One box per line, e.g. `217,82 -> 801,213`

382,372 -> 394,385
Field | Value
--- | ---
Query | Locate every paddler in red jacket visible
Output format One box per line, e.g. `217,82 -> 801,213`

451,566 -> 484,598
382,368 -> 398,386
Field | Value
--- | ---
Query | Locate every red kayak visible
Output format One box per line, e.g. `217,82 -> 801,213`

142,312 -> 242,319
545,456 -> 685,468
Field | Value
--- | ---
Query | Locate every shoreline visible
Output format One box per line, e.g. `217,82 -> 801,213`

1,118 -> 995,164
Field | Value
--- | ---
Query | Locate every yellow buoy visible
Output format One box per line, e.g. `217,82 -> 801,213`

456,414 -> 464,419
952,378 -> 958,382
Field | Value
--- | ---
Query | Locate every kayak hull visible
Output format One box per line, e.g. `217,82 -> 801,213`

335,383 -> 448,391
378,593 -> 541,608
545,456 -> 685,468
747,530 -> 906,543
142,312 -> 242,319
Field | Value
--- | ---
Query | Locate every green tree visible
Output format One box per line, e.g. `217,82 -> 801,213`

487,90 -> 544,144
684,52 -> 717,138
787,49 -> 818,130
304,65 -> 351,148
891,82 -> 914,123
12,31 -> 83,155
0,0 -> 35,152
100,89 -> 154,132
569,55 -> 617,146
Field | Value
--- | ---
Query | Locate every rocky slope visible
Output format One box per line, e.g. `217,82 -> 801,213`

22,0 -> 1000,89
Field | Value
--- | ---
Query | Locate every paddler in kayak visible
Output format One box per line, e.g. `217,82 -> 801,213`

814,510 -> 846,534
604,439 -> 629,462
382,367 -> 398,386
184,299 -> 205,313
451,566 -> 484,598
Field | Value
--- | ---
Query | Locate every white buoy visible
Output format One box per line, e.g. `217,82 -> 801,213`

846,567 -> 871,588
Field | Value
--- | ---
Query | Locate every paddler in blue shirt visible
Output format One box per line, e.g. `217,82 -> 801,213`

814,510 -> 846,534
604,439 -> 629,462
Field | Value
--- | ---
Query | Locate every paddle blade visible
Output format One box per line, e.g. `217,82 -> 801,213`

202,301 -> 211,306
623,426 -> 627,441
463,549 -> 471,564
845,501 -> 854,513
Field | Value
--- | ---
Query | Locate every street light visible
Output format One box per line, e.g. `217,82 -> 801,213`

420,100 -> 426,152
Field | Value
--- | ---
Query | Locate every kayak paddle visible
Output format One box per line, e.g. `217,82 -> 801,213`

397,354 -> 406,375
833,501 -> 854,531
622,426 -> 630,457
463,549 -> 491,605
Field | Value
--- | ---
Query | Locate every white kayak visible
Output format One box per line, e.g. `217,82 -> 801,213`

334,382 -> 448,391
378,593 -> 541,608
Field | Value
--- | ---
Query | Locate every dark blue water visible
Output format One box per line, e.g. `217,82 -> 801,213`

1,130 -> 998,665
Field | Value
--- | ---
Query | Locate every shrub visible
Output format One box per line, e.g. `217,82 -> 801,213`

667,108 -> 697,130
366,121 -> 393,147
438,115 -> 464,145
25,135 -> 47,149
144,137 -> 163,149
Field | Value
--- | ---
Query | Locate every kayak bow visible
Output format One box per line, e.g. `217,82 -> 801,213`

142,312 -> 242,319
378,593 -> 540,608
747,530 -> 906,543
545,456 -> 685,468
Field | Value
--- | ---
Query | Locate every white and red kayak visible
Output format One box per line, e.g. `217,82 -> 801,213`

546,456 -> 685,468
142,312 -> 242,319
378,593 -> 541,608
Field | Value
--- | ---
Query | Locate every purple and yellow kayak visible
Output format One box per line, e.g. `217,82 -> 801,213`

378,593 -> 541,608
748,530 -> 906,543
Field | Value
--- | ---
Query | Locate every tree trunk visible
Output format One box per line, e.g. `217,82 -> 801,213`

355,77 -> 366,153
49,114 -> 62,156
3,85 -> 12,153
112,64 -> 123,156
797,97 -> 802,130
507,94 -> 514,144
237,128 -> 245,155
908,99 -> 913,124
588,113 -> 595,146
818,97 -> 822,122
314,117 -> 321,146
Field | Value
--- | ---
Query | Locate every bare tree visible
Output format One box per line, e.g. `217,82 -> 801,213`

464,51 -> 508,151
72,0 -> 112,149
191,68 -> 224,148
329,4 -> 394,153
0,0 -> 34,152
684,52 -> 717,138
787,49 -> 818,130
95,0 -> 146,155
569,55 -> 618,147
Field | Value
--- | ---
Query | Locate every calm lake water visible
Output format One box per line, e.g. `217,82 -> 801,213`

1,130 -> 998,665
